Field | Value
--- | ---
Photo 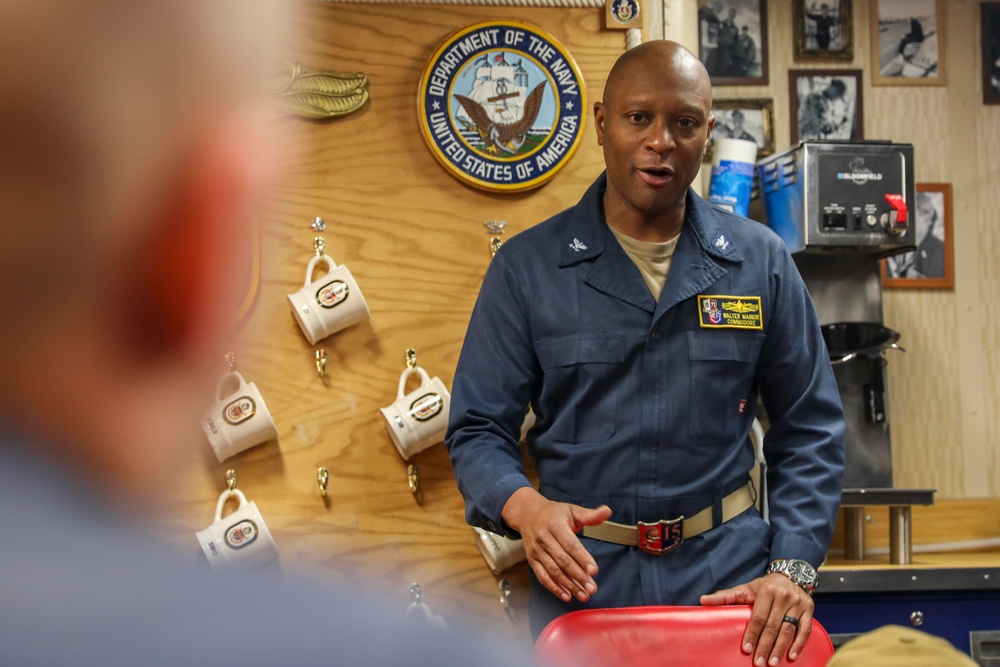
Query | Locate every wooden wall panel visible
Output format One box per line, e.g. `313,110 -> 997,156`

159,2 -> 627,646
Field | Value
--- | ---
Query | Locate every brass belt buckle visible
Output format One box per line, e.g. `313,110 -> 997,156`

637,517 -> 684,555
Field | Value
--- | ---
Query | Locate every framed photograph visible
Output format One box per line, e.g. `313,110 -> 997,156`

982,3 -> 1000,104
705,98 -> 776,163
882,183 -> 954,289
793,0 -> 853,61
870,0 -> 946,86
697,0 -> 769,85
788,69 -> 863,143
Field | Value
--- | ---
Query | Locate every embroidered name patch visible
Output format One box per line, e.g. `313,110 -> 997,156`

698,295 -> 763,330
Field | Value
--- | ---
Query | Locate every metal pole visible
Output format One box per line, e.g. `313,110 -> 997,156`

843,506 -> 866,560
889,505 -> 913,565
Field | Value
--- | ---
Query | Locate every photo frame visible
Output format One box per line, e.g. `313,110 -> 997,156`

981,3 -> 1000,104
870,0 -> 947,86
793,0 -> 853,61
705,98 -> 776,163
697,0 -> 769,85
882,183 -> 954,289
788,69 -> 863,144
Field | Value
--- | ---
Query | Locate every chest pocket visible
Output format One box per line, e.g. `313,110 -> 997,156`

535,333 -> 624,444
688,332 -> 764,445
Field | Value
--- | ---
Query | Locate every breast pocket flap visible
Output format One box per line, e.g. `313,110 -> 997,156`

536,334 -> 624,370
688,333 -> 764,362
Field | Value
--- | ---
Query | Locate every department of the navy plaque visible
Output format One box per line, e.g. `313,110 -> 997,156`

418,21 -> 586,192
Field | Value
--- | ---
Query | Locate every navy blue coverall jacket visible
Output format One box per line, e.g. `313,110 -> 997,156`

446,173 -> 845,635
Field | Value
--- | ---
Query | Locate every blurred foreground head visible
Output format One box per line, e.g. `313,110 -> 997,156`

0,0 -> 282,500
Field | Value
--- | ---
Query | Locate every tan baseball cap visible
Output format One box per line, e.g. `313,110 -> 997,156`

828,625 -> 977,667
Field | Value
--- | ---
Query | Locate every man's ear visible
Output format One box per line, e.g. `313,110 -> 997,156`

127,116 -> 267,358
594,102 -> 606,146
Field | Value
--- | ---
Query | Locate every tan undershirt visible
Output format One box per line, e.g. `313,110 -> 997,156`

608,225 -> 681,302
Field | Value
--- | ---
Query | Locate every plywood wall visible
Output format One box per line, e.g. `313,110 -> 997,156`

703,0 -> 1000,499
161,2 -> 629,646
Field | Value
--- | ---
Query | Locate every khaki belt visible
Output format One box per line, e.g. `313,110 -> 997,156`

582,483 -> 755,555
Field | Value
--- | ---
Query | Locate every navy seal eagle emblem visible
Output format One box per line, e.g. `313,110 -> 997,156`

418,21 -> 586,192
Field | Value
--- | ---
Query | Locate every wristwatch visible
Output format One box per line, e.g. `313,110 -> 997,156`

766,559 -> 818,595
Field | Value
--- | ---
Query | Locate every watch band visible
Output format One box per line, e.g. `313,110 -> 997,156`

766,559 -> 817,595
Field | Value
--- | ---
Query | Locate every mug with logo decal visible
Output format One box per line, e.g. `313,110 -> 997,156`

379,364 -> 450,460
203,371 -> 278,463
195,489 -> 278,571
473,526 -> 526,575
287,253 -> 370,345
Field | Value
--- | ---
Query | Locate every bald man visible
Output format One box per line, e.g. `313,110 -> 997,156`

447,41 -> 844,664
0,2 -> 507,665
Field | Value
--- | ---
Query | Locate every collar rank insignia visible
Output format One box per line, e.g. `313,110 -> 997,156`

714,234 -> 730,251
418,21 -> 586,193
569,238 -> 587,252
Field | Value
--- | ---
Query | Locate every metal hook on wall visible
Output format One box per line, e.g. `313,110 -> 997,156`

407,464 -> 420,494
405,348 -> 418,370
225,469 -> 238,498
498,579 -> 512,609
314,236 -> 325,258
316,349 -> 327,377
317,467 -> 329,497
225,352 -> 237,374
483,221 -> 507,259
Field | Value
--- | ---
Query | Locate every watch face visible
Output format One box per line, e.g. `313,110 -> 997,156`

789,560 -> 817,585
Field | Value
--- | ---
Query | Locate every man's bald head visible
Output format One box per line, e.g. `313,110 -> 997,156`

0,0 -> 277,318
0,0 -> 282,498
602,40 -> 713,112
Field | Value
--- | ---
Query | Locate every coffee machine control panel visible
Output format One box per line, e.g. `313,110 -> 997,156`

815,151 -> 910,238
756,141 -> 916,255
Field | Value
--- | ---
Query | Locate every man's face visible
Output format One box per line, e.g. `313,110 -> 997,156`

594,55 -> 714,224
917,198 -> 934,223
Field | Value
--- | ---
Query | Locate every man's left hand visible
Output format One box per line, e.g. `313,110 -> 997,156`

700,573 -> 814,665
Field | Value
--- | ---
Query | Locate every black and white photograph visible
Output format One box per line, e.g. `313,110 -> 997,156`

981,3 -> 1000,104
788,69 -> 863,143
871,0 -> 946,86
793,0 -> 853,60
883,183 -> 953,289
705,98 -> 775,163
697,0 -> 769,85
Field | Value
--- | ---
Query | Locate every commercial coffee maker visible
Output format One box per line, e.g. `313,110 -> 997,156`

752,141 -> 934,564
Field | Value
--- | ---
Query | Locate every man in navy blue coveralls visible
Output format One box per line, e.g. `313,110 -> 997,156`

446,41 -> 844,666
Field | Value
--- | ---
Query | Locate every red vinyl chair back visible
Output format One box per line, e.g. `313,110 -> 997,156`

534,605 -> 835,667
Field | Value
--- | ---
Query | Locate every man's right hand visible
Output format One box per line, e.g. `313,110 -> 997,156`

501,487 -> 612,602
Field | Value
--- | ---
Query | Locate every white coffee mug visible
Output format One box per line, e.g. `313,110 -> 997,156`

195,489 -> 278,571
473,526 -> 526,575
203,371 -> 278,463
287,254 -> 371,345
379,365 -> 450,460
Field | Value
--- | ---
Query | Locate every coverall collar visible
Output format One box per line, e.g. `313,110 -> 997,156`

557,172 -> 746,315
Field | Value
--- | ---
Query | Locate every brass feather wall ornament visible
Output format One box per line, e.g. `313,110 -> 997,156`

271,61 -> 369,119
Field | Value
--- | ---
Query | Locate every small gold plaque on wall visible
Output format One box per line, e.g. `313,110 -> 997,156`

416,21 -> 587,193
606,0 -> 642,30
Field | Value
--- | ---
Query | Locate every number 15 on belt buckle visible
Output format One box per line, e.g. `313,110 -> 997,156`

637,517 -> 684,555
